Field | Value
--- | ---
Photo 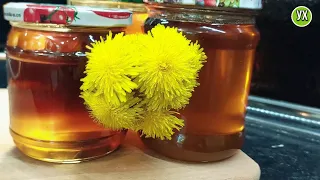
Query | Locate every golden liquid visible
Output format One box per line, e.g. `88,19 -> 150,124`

6,27 -> 127,163
182,49 -> 254,135
126,12 -> 148,34
142,18 -> 260,162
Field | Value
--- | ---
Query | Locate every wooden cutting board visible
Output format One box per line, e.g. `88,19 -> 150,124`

0,89 -> 260,180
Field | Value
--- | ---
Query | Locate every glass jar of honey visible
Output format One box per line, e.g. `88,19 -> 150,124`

141,1 -> 261,162
3,2 -> 132,163
69,0 -> 148,34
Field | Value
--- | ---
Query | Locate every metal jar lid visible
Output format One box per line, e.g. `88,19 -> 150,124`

69,0 -> 148,13
3,2 -> 133,27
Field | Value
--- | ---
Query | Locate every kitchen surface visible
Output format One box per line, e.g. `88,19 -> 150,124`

0,0 -> 319,180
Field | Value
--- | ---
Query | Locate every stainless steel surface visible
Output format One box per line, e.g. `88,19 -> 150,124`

247,95 -> 320,142
247,95 -> 320,129
0,52 -> 5,61
249,95 -> 320,117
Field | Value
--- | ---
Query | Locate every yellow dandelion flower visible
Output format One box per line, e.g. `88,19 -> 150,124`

189,41 -> 207,71
136,110 -> 184,140
121,34 -> 154,71
142,87 -> 192,110
123,33 -> 152,46
80,32 -> 141,106
136,25 -> 207,111
148,25 -> 191,47
81,91 -> 143,130
79,25 -> 207,138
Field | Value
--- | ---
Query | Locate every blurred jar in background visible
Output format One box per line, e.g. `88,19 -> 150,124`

69,0 -> 148,34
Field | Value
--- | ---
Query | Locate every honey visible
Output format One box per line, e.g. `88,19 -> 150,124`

6,24 -> 127,163
141,5 -> 260,162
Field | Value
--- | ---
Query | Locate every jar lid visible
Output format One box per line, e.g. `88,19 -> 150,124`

143,0 -> 262,10
69,1 -> 148,13
3,2 -> 133,27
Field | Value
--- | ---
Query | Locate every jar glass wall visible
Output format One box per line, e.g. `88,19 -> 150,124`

141,4 -> 260,162
6,23 -> 127,163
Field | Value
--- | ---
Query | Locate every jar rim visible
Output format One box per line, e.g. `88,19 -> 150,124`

146,3 -> 257,25
69,0 -> 148,13
10,22 -> 124,32
146,3 -> 260,16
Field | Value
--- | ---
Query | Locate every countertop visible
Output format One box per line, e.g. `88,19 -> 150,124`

0,89 -> 260,180
244,96 -> 320,180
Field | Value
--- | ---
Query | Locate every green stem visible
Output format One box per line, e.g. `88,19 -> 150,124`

47,6 -> 60,22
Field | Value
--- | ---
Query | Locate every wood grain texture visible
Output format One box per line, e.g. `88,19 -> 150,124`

0,89 -> 260,180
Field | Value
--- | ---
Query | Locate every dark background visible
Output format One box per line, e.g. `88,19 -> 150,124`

251,0 -> 320,108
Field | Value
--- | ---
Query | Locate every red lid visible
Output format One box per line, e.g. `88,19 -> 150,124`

3,2 -> 133,27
